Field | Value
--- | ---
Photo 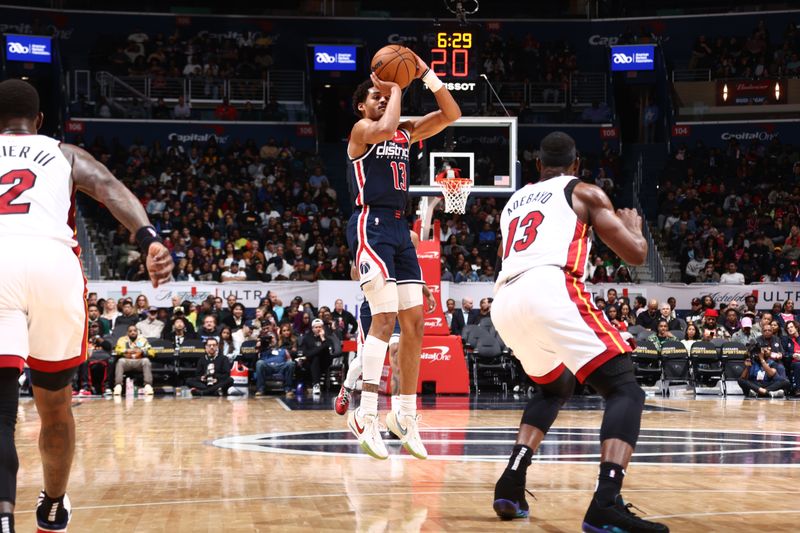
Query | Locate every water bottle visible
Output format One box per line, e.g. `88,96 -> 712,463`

125,377 -> 134,398
296,382 -> 304,396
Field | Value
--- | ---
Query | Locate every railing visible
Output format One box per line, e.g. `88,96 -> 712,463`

74,209 -> 101,280
524,72 -> 607,107
672,69 -> 711,82
632,155 -> 666,283
89,70 -> 306,105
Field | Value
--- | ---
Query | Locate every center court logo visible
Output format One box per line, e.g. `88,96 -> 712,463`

212,427 -> 800,465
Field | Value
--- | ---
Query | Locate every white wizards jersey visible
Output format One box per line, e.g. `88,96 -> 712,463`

0,135 -> 76,247
496,175 -> 591,287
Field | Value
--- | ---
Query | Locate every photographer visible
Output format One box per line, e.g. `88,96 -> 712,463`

185,338 -> 234,396
738,328 -> 790,398
254,330 -> 296,398
299,318 -> 336,396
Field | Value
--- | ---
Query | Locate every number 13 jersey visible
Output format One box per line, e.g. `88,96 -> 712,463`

496,175 -> 591,287
0,134 -> 76,248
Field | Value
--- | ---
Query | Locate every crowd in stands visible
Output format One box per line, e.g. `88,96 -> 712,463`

76,290 -> 360,398
77,129 -> 627,285
688,20 -> 800,78
657,135 -> 800,284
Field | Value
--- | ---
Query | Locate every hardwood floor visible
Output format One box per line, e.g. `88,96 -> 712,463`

11,394 -> 800,532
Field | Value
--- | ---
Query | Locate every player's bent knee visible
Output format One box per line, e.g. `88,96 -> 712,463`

397,283 -> 423,311
521,369 -> 574,431
584,354 -> 638,399
30,367 -> 78,392
362,275 -> 399,314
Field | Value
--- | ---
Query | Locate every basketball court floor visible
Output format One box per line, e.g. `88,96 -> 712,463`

11,393 -> 800,531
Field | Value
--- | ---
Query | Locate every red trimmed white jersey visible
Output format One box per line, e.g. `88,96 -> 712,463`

0,135 -> 76,247
496,175 -> 590,287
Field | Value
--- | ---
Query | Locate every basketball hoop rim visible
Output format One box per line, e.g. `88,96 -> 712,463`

434,177 -> 473,189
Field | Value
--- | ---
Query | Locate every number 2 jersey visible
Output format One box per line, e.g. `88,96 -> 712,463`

347,128 -> 410,211
496,175 -> 591,287
0,134 -> 76,248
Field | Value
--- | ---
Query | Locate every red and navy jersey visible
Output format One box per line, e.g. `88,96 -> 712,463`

348,128 -> 410,211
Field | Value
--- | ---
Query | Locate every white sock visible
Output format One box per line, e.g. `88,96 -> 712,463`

391,394 -> 400,413
400,394 -> 417,418
361,392 -> 378,417
359,335 -> 388,416
344,353 -> 362,390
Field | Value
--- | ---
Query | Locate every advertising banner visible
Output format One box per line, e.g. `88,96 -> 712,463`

5,34 -> 51,63
610,45 -> 655,71
416,239 -> 450,335
312,45 -> 358,71
670,121 -> 799,148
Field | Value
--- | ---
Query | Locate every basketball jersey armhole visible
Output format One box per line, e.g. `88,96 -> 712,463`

348,143 -> 375,162
564,178 -> 579,209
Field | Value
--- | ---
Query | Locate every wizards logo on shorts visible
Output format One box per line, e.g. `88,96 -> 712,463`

359,262 -> 371,276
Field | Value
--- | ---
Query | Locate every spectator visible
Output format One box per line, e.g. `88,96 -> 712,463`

444,298 -> 457,334
134,294 -> 150,317
218,326 -> 239,360
102,297 -> 120,328
647,319 -> 676,350
254,330 -> 296,397
115,299 -> 140,329
453,298 -> 478,334
136,306 -> 165,339
738,345 -> 790,398
197,315 -> 221,344
637,299 -> 661,331
784,321 -> 800,395
696,262 -> 720,283
721,308 -> 741,337
185,338 -> 234,396
719,262 -> 745,284
299,319 -> 335,395
214,97 -> 238,121
699,309 -> 728,339
88,303 -> 111,336
659,302 -> 682,331
685,297 -> 705,326
222,303 -> 247,332
75,322 -> 114,396
331,299 -> 358,340
731,317 -> 759,347
606,305 -> 627,332
163,316 -> 197,344
469,297 -> 492,325
221,262 -> 247,282
682,323 -> 701,352
618,303 -> 635,328
173,96 -> 191,119
113,325 -> 154,396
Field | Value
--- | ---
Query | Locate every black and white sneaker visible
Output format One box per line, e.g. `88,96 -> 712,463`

492,473 -> 533,520
36,491 -> 71,533
583,494 -> 668,533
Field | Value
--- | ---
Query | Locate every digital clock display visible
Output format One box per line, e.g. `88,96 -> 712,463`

431,31 -> 476,80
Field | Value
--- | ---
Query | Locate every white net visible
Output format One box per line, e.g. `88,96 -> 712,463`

436,178 -> 472,214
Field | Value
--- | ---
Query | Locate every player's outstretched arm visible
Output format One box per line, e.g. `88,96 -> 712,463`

352,72 -> 403,146
404,54 -> 462,143
61,143 -> 174,287
573,182 -> 647,266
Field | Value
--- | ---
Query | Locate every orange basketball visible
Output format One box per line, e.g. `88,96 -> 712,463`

371,45 -> 417,89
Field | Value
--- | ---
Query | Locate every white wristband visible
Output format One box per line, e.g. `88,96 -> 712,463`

422,69 -> 443,93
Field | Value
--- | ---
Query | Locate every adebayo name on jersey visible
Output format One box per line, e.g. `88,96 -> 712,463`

506,191 -> 553,215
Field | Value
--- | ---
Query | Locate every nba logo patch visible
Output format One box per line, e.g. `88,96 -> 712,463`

359,262 -> 371,276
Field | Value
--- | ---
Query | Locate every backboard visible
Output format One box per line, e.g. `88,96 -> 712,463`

407,116 -> 519,197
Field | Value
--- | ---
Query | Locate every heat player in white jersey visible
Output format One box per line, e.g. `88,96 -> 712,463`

0,79 -> 173,533
491,133 -> 669,533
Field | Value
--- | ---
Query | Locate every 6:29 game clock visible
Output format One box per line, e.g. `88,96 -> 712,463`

425,24 -> 481,92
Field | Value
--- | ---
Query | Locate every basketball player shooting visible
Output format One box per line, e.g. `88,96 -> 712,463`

345,52 -> 460,460
0,79 -> 173,533
490,132 -> 668,532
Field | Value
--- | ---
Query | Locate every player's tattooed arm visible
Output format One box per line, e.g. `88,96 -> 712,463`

61,143 -> 174,287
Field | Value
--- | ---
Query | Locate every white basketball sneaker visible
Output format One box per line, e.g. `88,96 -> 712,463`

347,408 -> 388,460
386,411 -> 428,459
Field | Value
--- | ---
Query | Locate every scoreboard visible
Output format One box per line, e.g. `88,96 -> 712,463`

424,24 -> 481,92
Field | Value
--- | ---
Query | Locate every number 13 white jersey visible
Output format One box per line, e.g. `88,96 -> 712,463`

0,135 -> 76,247
496,175 -> 591,288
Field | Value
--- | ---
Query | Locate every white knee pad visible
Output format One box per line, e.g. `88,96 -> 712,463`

362,275 -> 399,314
397,282 -> 424,311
